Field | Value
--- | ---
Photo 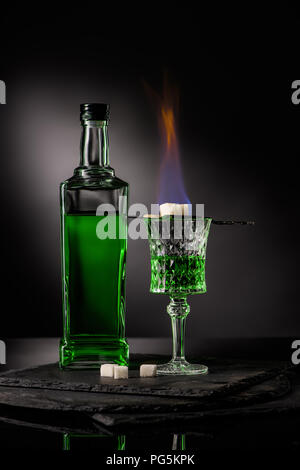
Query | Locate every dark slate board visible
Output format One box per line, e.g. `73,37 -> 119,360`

0,373 -> 290,415
92,374 -> 292,428
0,374 -> 291,433
0,358 -> 295,433
0,358 -> 289,401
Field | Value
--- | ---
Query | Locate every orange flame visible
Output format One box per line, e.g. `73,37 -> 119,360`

161,107 -> 177,151
144,73 -> 190,205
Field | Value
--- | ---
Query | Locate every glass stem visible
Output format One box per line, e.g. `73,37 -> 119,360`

167,297 -> 190,362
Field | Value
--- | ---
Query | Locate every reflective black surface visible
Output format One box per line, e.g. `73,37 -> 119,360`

0,338 -> 299,451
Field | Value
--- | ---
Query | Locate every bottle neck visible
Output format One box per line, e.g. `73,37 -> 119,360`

75,120 -> 114,177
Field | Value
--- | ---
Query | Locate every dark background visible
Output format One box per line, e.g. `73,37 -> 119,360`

0,6 -> 298,340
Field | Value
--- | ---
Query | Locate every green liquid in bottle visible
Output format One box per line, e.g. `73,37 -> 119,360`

60,214 -> 128,368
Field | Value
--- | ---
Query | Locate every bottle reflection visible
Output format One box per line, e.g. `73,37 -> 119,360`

172,433 -> 186,450
63,432 -> 188,450
63,433 -> 126,451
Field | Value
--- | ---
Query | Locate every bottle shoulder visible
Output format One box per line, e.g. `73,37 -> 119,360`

61,174 -> 128,191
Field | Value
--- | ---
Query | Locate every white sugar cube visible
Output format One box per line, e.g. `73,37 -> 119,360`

100,364 -> 115,378
159,203 -> 190,217
160,203 -> 181,216
181,204 -> 190,216
140,364 -> 157,377
114,365 -> 128,379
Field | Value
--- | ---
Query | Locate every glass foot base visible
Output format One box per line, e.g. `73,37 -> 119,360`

156,360 -> 208,376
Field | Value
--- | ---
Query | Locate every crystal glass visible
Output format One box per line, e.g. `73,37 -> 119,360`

145,215 -> 212,375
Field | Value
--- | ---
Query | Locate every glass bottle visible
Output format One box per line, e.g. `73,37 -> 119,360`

59,103 -> 129,369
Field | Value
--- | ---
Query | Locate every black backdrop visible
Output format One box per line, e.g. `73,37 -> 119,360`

0,6 -> 299,339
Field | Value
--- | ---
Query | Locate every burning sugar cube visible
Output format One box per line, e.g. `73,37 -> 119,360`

114,365 -> 128,379
100,363 -> 115,378
140,364 -> 157,377
159,203 -> 190,217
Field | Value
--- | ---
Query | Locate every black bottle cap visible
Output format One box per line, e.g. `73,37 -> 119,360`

80,103 -> 110,121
